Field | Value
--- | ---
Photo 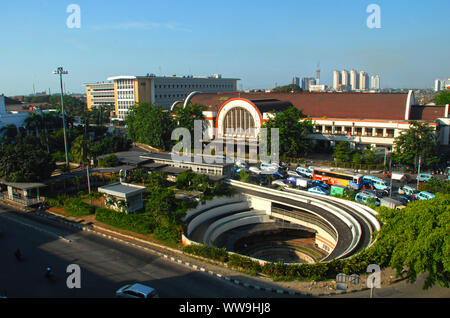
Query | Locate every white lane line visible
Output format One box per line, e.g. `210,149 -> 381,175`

0,213 -> 72,243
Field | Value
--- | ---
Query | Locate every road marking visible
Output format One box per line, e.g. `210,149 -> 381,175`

0,213 -> 71,243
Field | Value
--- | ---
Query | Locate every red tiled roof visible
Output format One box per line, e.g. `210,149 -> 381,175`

189,92 -> 411,121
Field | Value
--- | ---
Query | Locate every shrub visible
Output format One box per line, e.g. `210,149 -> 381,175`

64,198 -> 95,216
95,207 -> 156,235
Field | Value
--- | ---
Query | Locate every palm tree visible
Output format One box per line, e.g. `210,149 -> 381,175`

0,124 -> 18,141
70,135 -> 91,165
24,112 -> 43,136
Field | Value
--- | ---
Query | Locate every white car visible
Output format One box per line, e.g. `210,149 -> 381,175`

287,170 -> 302,177
271,179 -> 288,187
116,283 -> 159,298
249,166 -> 262,175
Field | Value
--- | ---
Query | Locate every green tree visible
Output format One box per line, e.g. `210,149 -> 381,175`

126,102 -> 175,151
70,135 -> 92,165
434,90 -> 450,106
273,84 -> 303,93
392,121 -> 439,171
333,141 -> 354,163
377,193 -> 450,289
0,143 -> 56,182
261,106 -> 313,158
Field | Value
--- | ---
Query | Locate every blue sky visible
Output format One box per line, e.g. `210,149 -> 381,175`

0,0 -> 449,95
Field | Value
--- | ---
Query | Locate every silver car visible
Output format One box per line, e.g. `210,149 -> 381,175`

116,283 -> 159,298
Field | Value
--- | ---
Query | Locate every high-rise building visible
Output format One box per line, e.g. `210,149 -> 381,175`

301,77 -> 316,91
341,70 -> 349,86
371,75 -> 381,90
292,77 -> 300,86
435,78 -> 450,92
350,70 -> 359,91
333,70 -> 341,91
86,74 -> 239,120
359,71 -> 369,91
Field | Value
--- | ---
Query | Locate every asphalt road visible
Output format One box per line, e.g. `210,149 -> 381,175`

0,207 -> 285,298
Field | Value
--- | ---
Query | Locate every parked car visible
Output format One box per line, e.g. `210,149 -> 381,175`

116,283 -> 159,298
399,194 -> 415,206
416,173 -> 433,182
287,170 -> 302,177
249,167 -> 262,175
360,189 -> 384,199
355,192 -> 380,206
296,166 -> 313,178
308,186 -> 330,195
286,176 -> 309,188
311,180 -> 329,190
414,191 -> 436,200
363,175 -> 390,191
398,185 -> 418,196
272,179 -> 288,187
379,197 -> 405,210
260,162 -> 280,172
235,159 -> 248,169
391,172 -> 410,183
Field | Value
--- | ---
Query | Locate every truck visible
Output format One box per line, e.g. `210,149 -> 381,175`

379,197 -> 406,210
286,176 -> 309,189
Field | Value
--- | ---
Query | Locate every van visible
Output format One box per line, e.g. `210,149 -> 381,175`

414,191 -> 435,201
380,197 -> 405,210
363,175 -> 390,191
296,166 -> 313,178
398,185 -> 418,196
355,192 -> 380,206
416,173 -> 433,182
391,172 -> 410,182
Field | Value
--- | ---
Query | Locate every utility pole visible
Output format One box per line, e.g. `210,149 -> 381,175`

54,67 -> 70,171
417,155 -> 422,190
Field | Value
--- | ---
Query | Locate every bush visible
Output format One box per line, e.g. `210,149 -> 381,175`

182,245 -> 228,263
64,198 -> 95,216
99,154 -> 120,168
95,207 -> 156,235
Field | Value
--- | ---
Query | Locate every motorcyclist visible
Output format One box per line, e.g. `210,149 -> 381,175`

14,249 -> 22,260
45,267 -> 53,278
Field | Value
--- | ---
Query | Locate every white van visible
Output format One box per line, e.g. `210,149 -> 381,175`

391,172 -> 410,182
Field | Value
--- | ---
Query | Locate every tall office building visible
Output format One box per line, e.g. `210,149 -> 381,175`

333,70 -> 341,91
301,77 -> 316,91
359,71 -> 369,91
86,74 -> 239,120
292,77 -> 300,86
350,70 -> 359,91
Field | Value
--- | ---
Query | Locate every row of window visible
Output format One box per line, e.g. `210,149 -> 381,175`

156,83 -> 233,89
315,126 -> 395,137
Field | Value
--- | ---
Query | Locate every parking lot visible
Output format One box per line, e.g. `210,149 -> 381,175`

232,160 -> 448,208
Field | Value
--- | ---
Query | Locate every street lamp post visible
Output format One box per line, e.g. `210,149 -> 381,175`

54,67 -> 70,171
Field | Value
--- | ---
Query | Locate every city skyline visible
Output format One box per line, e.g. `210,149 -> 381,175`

1,0 -> 450,96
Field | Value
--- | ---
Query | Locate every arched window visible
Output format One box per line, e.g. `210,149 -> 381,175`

223,107 -> 256,137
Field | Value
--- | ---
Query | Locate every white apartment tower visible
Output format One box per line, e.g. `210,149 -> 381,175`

350,70 -> 359,91
333,70 -> 341,91
359,71 -> 369,91
371,75 -> 381,90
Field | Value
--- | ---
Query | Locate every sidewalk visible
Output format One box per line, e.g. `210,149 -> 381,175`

29,206 -> 402,297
